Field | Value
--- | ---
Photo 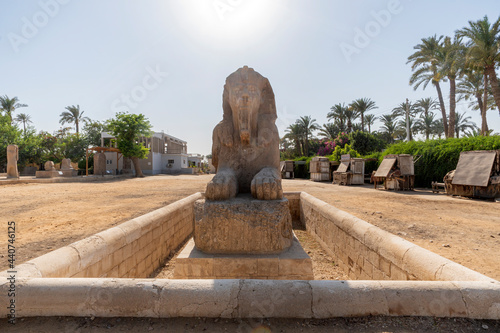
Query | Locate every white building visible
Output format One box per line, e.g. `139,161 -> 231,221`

100,132 -> 196,175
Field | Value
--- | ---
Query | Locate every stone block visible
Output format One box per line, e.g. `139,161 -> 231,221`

310,280 -> 388,318
257,258 -> 279,277
175,236 -> 312,280
237,280 -> 312,318
158,279 -> 239,318
194,195 -> 293,254
214,258 -> 258,278
390,264 -> 408,280
28,246 -> 80,277
35,170 -> 62,178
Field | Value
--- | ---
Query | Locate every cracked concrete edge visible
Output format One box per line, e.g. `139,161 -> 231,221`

2,279 -> 499,319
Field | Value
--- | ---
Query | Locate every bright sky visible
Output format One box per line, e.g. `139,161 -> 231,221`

1,0 -> 499,156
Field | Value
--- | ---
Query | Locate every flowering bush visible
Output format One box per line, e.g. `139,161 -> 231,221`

333,132 -> 349,148
318,140 -> 335,156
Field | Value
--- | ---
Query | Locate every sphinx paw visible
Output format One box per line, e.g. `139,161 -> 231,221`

205,170 -> 237,200
251,168 -> 283,200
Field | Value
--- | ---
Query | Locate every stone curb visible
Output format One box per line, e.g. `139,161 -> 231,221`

1,279 -> 499,319
299,192 -> 495,283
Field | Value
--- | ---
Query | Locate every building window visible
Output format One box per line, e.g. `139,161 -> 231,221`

168,160 -> 174,164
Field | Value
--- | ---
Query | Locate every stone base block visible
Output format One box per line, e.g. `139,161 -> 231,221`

35,170 -> 62,178
61,169 -> 78,177
174,235 -> 313,280
194,195 -> 293,254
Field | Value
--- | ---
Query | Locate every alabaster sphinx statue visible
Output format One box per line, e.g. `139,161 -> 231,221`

205,66 -> 283,201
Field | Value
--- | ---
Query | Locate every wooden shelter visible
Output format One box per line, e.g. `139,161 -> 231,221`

444,150 -> 500,199
280,160 -> 294,179
373,154 -> 415,191
85,147 -> 122,176
332,154 -> 365,185
310,157 -> 331,182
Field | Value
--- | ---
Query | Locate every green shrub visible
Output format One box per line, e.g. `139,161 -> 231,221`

331,144 -> 360,162
349,131 -> 386,155
293,156 -> 313,179
363,151 -> 383,175
382,136 -> 500,187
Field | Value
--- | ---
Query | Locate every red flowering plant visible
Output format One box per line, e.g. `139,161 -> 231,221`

317,140 -> 336,156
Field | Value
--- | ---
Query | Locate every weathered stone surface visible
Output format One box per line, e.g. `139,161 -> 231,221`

94,152 -> 106,176
36,162 -> 61,178
6,144 -> 19,178
45,160 -> 56,171
61,158 -> 73,170
194,195 -> 292,254
205,66 -> 283,201
175,237 -> 313,279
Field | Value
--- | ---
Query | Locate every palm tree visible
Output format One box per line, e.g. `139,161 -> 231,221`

407,35 -> 449,137
397,117 -> 420,141
432,118 -> 445,139
350,98 -> 377,132
392,100 -> 418,141
59,105 -> 89,136
318,123 -> 340,140
0,95 -> 28,124
454,112 -> 478,138
15,113 -> 32,134
457,15 -> 500,115
327,103 -> 348,132
379,114 -> 398,144
440,36 -> 466,138
364,114 -> 377,133
344,107 -> 359,133
284,123 -> 304,156
418,112 -> 436,140
415,97 -> 438,117
457,70 -> 489,135
296,116 -> 319,157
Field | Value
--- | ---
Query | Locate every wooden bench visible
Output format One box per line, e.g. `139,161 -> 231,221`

431,181 -> 446,193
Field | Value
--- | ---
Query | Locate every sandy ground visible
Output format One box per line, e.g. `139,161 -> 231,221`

1,174 -> 500,331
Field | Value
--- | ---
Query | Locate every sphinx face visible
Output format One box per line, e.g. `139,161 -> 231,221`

227,82 -> 261,145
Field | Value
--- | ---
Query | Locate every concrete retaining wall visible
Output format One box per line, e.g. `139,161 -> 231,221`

299,192 -> 494,282
1,279 -> 499,319
5,192 -> 202,279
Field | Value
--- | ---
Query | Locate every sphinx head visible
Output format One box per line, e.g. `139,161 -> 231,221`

223,66 -> 275,146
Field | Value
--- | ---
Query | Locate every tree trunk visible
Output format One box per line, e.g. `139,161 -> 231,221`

131,156 -> 144,177
448,77 -> 456,138
486,66 -> 500,116
434,81 -> 449,138
361,113 -> 365,132
76,120 -> 79,137
482,73 -> 489,136
304,134 -> 309,157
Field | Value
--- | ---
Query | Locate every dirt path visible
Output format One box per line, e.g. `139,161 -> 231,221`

1,174 -> 499,281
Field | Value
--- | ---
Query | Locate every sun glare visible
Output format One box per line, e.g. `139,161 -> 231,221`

170,0 -> 284,46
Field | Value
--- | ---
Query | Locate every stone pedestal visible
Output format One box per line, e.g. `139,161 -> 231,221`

94,152 -> 106,176
60,158 -> 78,177
35,170 -> 62,178
174,236 -> 313,280
194,195 -> 293,254
6,145 -> 19,179
61,170 -> 78,177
